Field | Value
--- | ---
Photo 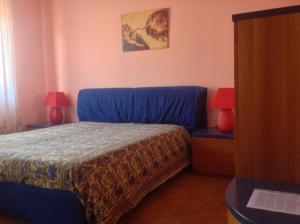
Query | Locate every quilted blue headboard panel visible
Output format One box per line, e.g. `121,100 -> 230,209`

77,86 -> 207,131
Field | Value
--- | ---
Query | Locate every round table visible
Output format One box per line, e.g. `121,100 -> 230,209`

226,178 -> 300,224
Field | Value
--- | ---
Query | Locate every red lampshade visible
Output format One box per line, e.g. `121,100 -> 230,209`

211,88 -> 235,109
43,92 -> 69,107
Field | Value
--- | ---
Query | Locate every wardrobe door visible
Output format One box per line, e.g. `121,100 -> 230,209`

288,13 -> 300,183
235,15 -> 295,182
235,19 -> 256,179
252,15 -> 290,182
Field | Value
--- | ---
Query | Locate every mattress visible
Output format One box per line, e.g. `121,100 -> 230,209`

0,122 -> 190,224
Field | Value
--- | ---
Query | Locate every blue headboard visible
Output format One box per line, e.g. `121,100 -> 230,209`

77,86 -> 207,131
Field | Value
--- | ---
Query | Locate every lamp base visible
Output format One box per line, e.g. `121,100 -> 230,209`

49,107 -> 64,124
217,109 -> 234,133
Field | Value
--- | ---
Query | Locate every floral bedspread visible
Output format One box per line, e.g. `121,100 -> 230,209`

0,122 -> 190,224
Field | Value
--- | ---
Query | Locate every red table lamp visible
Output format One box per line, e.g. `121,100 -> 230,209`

44,92 -> 69,124
211,88 -> 235,133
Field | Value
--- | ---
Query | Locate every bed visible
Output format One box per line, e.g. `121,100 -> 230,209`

0,86 -> 207,224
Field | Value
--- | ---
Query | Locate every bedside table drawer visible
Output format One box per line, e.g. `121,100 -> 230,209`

192,138 -> 234,157
192,137 -> 235,176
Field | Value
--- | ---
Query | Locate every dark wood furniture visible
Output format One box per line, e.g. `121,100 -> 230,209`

191,128 -> 235,176
226,178 -> 300,224
233,5 -> 300,183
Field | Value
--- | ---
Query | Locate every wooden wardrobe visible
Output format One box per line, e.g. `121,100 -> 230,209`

233,5 -> 300,183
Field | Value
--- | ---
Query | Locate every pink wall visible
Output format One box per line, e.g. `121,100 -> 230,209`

11,0 -> 300,126
43,0 -> 300,127
11,0 -> 47,126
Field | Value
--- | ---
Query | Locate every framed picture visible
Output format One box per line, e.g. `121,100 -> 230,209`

121,8 -> 169,52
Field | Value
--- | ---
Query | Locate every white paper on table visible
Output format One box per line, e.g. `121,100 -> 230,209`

247,189 -> 300,216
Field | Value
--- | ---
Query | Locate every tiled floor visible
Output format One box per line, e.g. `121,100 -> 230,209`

0,171 -> 231,224
119,171 -> 231,224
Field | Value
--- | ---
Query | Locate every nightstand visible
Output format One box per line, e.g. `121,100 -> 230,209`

191,128 -> 235,176
26,122 -> 69,130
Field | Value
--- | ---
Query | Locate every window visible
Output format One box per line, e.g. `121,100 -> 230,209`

0,0 -> 20,133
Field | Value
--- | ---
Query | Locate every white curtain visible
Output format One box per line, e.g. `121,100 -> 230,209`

0,0 -> 20,134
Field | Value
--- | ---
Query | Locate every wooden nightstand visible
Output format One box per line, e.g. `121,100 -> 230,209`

191,128 -> 235,176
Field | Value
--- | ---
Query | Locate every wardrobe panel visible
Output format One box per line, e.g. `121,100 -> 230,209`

252,15 -> 289,182
234,14 -> 300,182
235,19 -> 255,178
287,13 -> 300,183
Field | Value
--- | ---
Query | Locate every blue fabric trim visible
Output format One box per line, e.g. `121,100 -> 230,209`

0,182 -> 87,224
77,86 -> 207,131
192,128 -> 234,139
